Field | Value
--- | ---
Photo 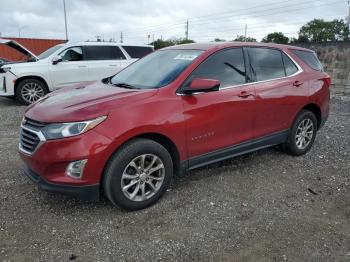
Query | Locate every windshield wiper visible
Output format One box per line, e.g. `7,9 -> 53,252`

112,82 -> 140,89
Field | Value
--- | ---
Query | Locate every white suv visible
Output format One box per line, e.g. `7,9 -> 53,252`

0,39 -> 153,104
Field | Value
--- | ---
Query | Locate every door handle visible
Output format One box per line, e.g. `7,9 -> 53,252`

78,65 -> 87,68
238,91 -> 253,98
109,64 -> 117,67
293,80 -> 303,87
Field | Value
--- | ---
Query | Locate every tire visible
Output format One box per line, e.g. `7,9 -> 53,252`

16,78 -> 48,105
283,110 -> 317,156
103,138 -> 173,211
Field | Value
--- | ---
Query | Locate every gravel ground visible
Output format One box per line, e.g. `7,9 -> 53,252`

0,97 -> 349,262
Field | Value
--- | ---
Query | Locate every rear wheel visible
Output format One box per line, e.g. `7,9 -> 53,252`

103,138 -> 173,210
283,110 -> 317,156
16,78 -> 48,105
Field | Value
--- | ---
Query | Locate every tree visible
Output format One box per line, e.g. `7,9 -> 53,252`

176,38 -> 195,45
298,19 -> 350,42
150,38 -> 195,49
262,32 -> 289,44
233,35 -> 257,42
213,38 -> 226,42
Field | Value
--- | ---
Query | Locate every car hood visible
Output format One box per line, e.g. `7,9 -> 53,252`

0,39 -> 38,62
25,81 -> 158,123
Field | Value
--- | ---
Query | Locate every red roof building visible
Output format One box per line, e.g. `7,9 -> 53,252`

0,37 -> 67,61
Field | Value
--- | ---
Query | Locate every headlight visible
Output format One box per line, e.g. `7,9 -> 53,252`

0,67 -> 11,73
42,116 -> 107,139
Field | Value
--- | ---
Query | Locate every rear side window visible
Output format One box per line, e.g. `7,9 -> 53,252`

248,47 -> 285,81
184,48 -> 246,88
122,46 -> 153,58
282,53 -> 298,76
85,46 -> 126,60
292,50 -> 323,71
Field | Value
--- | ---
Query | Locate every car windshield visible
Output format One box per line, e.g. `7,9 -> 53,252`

38,44 -> 64,59
111,49 -> 203,89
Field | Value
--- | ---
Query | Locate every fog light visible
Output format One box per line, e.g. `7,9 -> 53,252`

65,159 -> 87,179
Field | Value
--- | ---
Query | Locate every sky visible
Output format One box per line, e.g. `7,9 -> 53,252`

0,0 -> 348,44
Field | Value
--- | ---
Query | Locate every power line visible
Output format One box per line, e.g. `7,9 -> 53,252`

123,0 -> 344,35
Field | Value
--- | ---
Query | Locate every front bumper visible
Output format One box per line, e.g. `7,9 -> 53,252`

0,73 -> 16,96
23,165 -> 100,201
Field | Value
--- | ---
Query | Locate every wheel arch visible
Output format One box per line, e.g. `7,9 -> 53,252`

101,132 -> 182,186
302,103 -> 322,129
14,75 -> 50,96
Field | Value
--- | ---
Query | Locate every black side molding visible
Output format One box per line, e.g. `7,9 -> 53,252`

183,130 -> 289,171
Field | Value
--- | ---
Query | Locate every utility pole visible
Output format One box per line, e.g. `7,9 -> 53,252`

185,19 -> 189,40
346,1 -> 350,31
63,0 -> 68,41
120,32 -> 123,43
244,24 -> 247,41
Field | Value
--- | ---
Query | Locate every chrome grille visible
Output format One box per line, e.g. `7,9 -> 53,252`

19,118 -> 47,154
20,128 -> 40,153
24,118 -> 46,130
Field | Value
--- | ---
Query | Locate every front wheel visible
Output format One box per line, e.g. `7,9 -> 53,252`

16,78 -> 48,105
103,138 -> 173,210
283,110 -> 317,156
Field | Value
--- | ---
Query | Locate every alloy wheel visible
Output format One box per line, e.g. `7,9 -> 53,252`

295,118 -> 314,150
21,82 -> 45,103
121,154 -> 165,202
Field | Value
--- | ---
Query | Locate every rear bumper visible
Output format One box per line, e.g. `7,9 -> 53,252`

23,165 -> 100,201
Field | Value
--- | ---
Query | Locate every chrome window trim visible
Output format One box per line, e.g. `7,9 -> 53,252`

176,49 -> 303,96
18,125 -> 46,156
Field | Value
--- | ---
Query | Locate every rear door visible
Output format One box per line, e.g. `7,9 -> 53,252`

49,46 -> 89,89
248,47 -> 309,139
84,46 -> 127,80
181,47 -> 256,158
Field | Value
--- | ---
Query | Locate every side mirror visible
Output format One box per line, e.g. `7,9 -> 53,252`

183,78 -> 220,94
52,55 -> 62,65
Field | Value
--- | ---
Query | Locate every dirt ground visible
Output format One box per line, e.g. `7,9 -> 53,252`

0,97 -> 349,261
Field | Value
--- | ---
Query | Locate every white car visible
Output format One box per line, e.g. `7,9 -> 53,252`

0,40 -> 153,104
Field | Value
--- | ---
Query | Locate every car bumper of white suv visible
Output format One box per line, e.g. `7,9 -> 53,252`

0,74 -> 16,96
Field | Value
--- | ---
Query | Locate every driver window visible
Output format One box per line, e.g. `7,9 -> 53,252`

59,47 -> 83,62
183,48 -> 247,89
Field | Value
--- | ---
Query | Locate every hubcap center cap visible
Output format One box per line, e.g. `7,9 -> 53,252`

139,173 -> 147,182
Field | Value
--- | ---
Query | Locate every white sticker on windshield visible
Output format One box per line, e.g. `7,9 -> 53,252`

174,54 -> 198,61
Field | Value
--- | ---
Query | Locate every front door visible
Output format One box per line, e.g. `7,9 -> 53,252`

181,47 -> 256,159
49,46 -> 89,89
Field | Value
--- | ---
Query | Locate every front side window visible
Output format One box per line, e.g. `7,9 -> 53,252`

111,49 -> 203,89
183,48 -> 247,88
85,46 -> 126,60
248,47 -> 285,81
122,46 -> 153,58
59,46 -> 83,62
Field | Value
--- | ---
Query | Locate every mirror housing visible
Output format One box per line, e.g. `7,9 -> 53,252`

183,78 -> 220,94
52,55 -> 62,65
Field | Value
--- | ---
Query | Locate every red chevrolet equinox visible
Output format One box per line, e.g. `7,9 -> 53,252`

19,42 -> 330,210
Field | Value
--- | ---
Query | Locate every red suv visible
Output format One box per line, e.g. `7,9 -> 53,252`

19,42 -> 330,210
